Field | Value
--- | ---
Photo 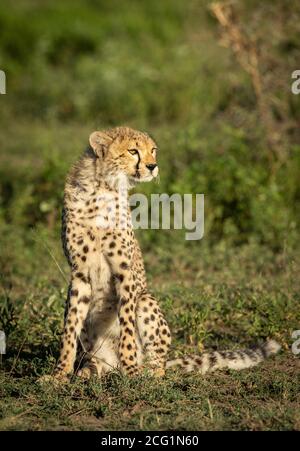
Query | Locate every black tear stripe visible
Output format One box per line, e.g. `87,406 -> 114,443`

135,150 -> 141,175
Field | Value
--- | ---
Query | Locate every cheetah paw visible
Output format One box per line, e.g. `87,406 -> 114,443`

151,367 -> 165,378
37,372 -> 69,386
122,366 -> 141,377
77,367 -> 93,380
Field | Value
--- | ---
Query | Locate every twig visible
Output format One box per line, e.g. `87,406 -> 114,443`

31,228 -> 68,283
207,398 -> 214,420
68,406 -> 93,418
210,1 -> 285,169
0,405 -> 36,428
9,332 -> 28,376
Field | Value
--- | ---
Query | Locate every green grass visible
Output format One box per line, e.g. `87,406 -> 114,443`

0,228 -> 299,430
0,358 -> 299,431
0,0 -> 300,431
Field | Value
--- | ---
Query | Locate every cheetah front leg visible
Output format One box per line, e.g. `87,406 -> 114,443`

117,270 -> 139,376
54,270 -> 91,379
105,254 -> 139,376
136,293 -> 171,377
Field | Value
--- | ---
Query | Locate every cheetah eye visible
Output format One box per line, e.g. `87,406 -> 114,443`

128,149 -> 139,155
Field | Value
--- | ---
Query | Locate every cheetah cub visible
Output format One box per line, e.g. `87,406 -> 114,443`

51,126 -> 280,382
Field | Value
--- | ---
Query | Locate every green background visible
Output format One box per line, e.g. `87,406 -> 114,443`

0,0 -> 299,431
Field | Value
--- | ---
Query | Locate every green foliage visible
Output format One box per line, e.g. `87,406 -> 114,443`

0,237 -> 299,430
0,0 -> 299,249
0,0 -> 300,431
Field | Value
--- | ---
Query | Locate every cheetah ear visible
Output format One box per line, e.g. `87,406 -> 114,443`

89,131 -> 113,158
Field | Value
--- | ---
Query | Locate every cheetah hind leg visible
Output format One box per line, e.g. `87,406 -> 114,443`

77,332 -> 121,380
74,326 -> 95,380
136,293 -> 171,377
77,356 -> 103,380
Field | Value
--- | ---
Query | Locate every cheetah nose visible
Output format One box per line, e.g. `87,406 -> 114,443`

146,164 -> 157,172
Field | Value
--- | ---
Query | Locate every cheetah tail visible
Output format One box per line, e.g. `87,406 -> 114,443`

165,339 -> 281,374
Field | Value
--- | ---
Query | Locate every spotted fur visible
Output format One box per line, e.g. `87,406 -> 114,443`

166,339 -> 281,374
46,126 -> 280,382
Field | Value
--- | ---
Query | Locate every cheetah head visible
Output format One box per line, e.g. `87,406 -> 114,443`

89,127 -> 158,188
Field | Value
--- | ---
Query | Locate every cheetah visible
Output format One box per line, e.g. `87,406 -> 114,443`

48,126 -> 281,382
